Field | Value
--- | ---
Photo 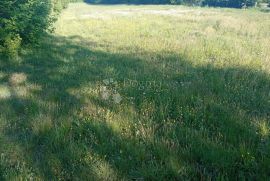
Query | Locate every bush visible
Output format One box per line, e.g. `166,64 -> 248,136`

0,0 -> 84,58
0,0 -> 53,57
2,34 -> 22,58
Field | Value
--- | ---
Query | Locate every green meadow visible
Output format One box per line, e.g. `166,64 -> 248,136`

1,3 -> 270,180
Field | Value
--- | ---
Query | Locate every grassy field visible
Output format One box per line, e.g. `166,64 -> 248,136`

1,3 -> 270,180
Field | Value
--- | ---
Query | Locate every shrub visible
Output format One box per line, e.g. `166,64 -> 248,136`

0,0 -> 85,58
0,0 -> 53,57
2,34 -> 22,58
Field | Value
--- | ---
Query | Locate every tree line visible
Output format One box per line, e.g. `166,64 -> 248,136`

86,0 -> 270,8
0,0 -> 269,58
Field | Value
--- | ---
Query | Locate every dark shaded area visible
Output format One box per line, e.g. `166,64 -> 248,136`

84,0 -> 171,4
83,0 -> 256,8
202,0 -> 256,8
0,35 -> 269,180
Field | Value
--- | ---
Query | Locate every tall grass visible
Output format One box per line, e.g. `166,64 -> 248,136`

0,3 -> 270,180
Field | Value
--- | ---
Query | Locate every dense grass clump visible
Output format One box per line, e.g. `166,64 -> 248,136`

0,3 -> 270,180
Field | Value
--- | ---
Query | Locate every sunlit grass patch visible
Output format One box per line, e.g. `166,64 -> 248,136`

0,85 -> 11,100
9,73 -> 27,86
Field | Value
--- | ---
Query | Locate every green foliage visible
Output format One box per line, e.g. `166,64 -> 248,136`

2,34 -> 22,59
183,0 -> 203,5
202,0 -> 256,8
180,0 -> 257,7
85,0 -> 257,7
52,0 -> 83,11
53,0 -> 73,11
86,0 -> 170,4
0,0 -> 53,58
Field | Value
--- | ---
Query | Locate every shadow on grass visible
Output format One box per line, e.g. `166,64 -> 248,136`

0,35 -> 269,180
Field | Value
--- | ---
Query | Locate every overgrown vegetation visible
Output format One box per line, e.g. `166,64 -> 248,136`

0,0 -> 53,57
0,3 -> 269,180
0,0 -> 82,58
